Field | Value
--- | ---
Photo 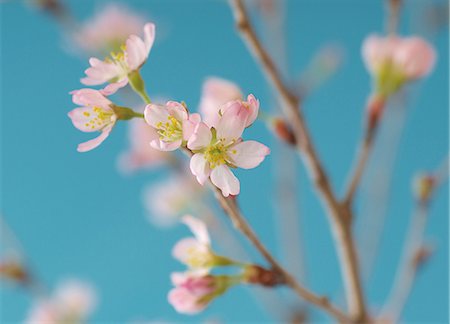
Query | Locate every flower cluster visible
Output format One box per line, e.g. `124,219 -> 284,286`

144,93 -> 269,196
168,215 -> 283,314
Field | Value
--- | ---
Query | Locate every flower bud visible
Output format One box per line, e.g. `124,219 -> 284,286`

269,117 -> 297,146
0,260 -> 28,284
242,265 -> 285,287
413,173 -> 435,204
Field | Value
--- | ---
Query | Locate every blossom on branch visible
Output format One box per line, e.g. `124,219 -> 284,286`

362,34 -> 436,97
172,215 -> 235,273
188,102 -> 269,197
81,23 -> 155,89
144,101 -> 200,151
199,77 -> 243,127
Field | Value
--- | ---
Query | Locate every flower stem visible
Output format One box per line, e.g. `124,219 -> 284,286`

128,70 -> 152,104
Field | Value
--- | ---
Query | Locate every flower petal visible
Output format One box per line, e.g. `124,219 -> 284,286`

181,215 -> 210,245
210,165 -> 240,197
172,237 -> 207,264
187,122 -> 212,151
77,126 -> 113,152
144,104 -> 170,128
216,101 -> 247,143
143,22 -> 156,53
150,139 -> 182,151
189,153 -> 211,185
100,78 -> 128,96
71,88 -> 112,108
227,140 -> 270,169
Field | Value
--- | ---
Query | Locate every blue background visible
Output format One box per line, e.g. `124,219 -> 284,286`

1,0 -> 448,322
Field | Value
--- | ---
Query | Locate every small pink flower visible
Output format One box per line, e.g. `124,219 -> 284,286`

72,4 -> 146,55
172,215 -> 213,272
26,280 -> 96,324
144,101 -> 200,151
118,119 -> 168,173
188,104 -> 270,197
81,23 -> 155,88
362,34 -> 436,81
199,77 -> 243,128
220,94 -> 260,128
143,175 -> 204,227
68,83 -> 125,152
168,272 -> 217,314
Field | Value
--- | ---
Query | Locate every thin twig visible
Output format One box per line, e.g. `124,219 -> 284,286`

386,0 -> 402,35
380,157 -> 448,321
228,0 -> 367,320
210,184 -> 351,323
343,126 -> 376,207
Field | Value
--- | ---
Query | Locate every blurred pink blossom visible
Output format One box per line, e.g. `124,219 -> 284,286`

26,280 -> 96,324
199,77 -> 243,128
168,272 -> 217,314
118,119 -> 169,173
172,215 -> 213,273
143,175 -> 203,227
72,4 -> 146,55
188,103 -> 270,197
220,94 -> 260,128
362,34 -> 436,81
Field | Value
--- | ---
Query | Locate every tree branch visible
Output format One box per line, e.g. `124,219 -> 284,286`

228,0 -> 367,321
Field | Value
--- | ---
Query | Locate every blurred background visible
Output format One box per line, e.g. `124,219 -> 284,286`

1,0 -> 448,322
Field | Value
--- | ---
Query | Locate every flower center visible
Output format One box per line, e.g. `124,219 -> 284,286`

186,246 -> 213,268
156,116 -> 183,142
204,141 -> 229,169
84,106 -> 114,130
105,44 -> 128,70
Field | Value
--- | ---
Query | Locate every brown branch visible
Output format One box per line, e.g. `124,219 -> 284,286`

385,0 -> 402,35
228,0 -> 367,321
343,126 -> 377,207
210,184 -> 351,323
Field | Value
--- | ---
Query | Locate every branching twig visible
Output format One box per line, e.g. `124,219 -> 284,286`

379,157 -> 448,321
228,0 -> 367,321
210,183 -> 351,323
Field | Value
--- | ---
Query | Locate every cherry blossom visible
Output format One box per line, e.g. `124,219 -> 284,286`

26,280 -> 96,324
188,103 -> 270,197
68,83 -> 126,152
143,175 -> 204,227
144,101 -> 200,151
118,119 -> 169,173
362,34 -> 436,95
72,4 -> 145,55
81,23 -> 155,88
172,215 -> 234,272
199,77 -> 243,127
167,272 -> 219,314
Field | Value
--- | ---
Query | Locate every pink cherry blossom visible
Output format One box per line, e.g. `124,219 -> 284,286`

362,34 -> 436,80
220,94 -> 260,128
72,4 -> 146,55
144,101 -> 200,151
188,104 -> 270,197
68,83 -> 125,152
168,272 -> 217,314
199,77 -> 243,128
118,119 -> 169,173
143,175 -> 204,227
172,215 -> 213,272
81,23 -> 155,87
26,280 -> 96,324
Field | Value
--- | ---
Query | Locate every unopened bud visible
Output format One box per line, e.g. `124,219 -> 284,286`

270,117 -> 297,146
243,265 -> 285,287
412,245 -> 433,269
413,173 -> 435,204
0,260 -> 28,284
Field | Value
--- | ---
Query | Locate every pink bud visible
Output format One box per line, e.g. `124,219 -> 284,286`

393,37 -> 436,80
